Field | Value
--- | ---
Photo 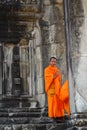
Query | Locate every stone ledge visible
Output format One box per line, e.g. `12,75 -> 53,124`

0,97 -> 39,108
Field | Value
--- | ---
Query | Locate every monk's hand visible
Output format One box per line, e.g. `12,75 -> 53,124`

53,71 -> 60,79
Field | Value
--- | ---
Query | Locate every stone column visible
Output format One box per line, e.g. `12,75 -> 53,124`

40,0 -> 67,107
28,39 -> 36,97
65,0 -> 87,113
40,0 -> 67,80
28,40 -> 34,97
29,21 -> 45,107
3,44 -> 14,96
0,44 -> 3,95
74,0 -> 87,112
64,0 -> 76,114
20,43 -> 30,95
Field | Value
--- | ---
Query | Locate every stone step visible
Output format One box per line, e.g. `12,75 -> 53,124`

0,96 -> 39,108
0,106 -> 45,119
0,116 -> 66,125
0,111 -> 41,117
0,107 -> 41,112
0,124 -> 67,130
70,113 -> 87,119
1,119 -> 87,130
66,126 -> 87,130
0,107 -> 68,125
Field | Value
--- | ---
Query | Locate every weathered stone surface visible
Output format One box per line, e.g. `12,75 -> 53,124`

2,0 -> 87,129
69,0 -> 87,113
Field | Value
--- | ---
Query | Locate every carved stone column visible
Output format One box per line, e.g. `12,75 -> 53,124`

64,0 -> 87,114
0,44 -> 3,95
31,21 -> 45,107
3,44 -> 14,96
20,40 -> 30,96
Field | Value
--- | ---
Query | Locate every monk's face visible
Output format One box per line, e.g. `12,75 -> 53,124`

50,58 -> 57,66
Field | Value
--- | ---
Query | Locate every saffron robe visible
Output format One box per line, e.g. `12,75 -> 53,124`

60,80 -> 70,115
44,65 -> 64,117
44,65 -> 70,118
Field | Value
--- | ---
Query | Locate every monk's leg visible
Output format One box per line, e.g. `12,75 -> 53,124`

47,95 -> 54,117
53,96 -> 64,117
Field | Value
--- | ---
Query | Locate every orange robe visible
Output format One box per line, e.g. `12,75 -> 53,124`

60,80 -> 70,115
44,65 -> 70,118
44,65 -> 64,118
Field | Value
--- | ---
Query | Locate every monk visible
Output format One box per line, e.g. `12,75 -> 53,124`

44,57 -> 70,118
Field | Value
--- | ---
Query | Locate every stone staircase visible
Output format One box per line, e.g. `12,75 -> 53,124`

0,107 -> 41,124
0,107 -> 69,130
0,100 -> 87,130
0,96 -> 70,130
0,96 -> 87,130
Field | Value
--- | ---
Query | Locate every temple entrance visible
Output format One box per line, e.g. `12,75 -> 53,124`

0,42 -> 39,109
2,42 -> 36,97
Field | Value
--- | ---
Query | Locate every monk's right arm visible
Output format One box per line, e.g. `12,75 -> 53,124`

53,70 -> 60,79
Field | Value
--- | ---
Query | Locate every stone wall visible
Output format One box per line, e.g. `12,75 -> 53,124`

1,0 -> 87,129
40,0 -> 67,82
0,0 -> 67,108
69,0 -> 87,113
